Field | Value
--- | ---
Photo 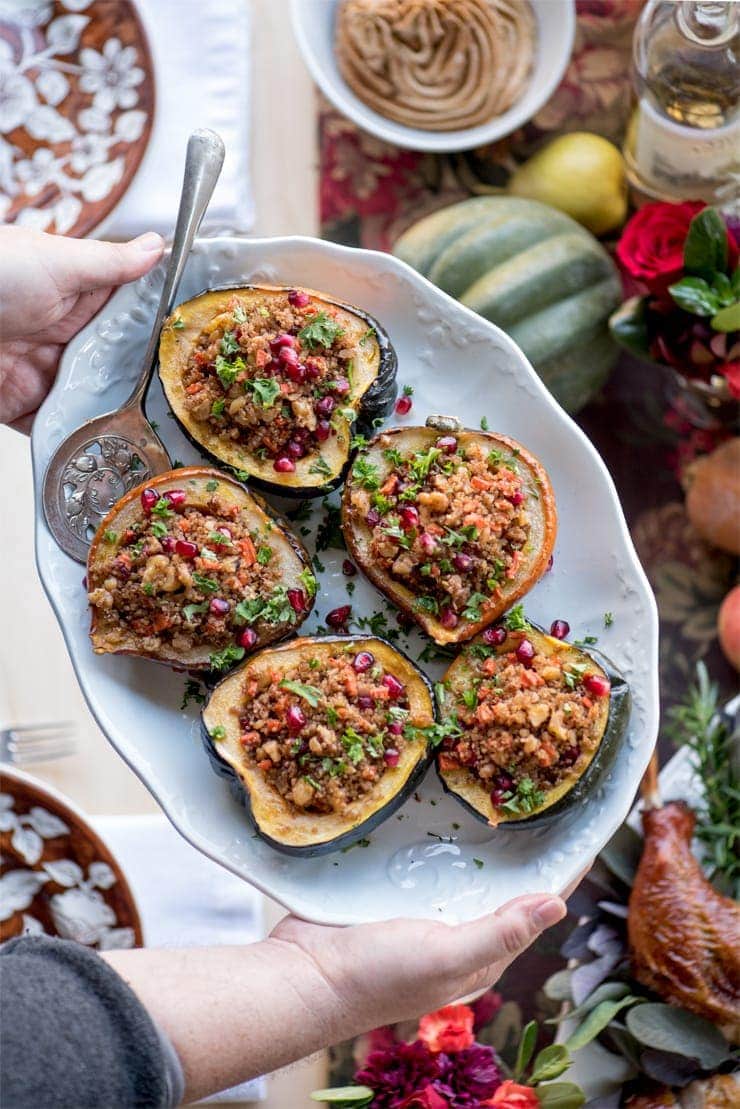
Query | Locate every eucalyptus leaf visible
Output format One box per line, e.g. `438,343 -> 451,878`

640,1048 -> 703,1087
683,207 -> 728,279
514,1020 -> 538,1080
570,952 -> 622,1007
711,300 -> 740,332
565,995 -> 642,1052
530,1044 -> 572,1083
586,923 -> 623,960
310,1088 -> 374,1105
608,297 -> 651,358
625,1003 -> 733,1068
548,982 -> 631,1025
596,901 -> 629,920
561,919 -> 598,961
544,968 -> 573,1002
668,277 -> 720,317
535,1082 -> 585,1109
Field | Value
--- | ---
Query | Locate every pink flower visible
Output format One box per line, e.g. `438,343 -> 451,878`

418,1006 -> 475,1054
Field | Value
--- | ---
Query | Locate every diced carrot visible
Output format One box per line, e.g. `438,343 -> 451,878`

152,612 -> 171,633
582,696 -> 593,710
438,754 -> 460,771
179,517 -> 191,532
186,382 -> 203,395
470,476 -> 492,491
258,759 -> 272,772
344,671 -> 358,698
380,474 -> 399,495
240,732 -> 260,747
238,536 -> 257,565
255,348 -> 270,367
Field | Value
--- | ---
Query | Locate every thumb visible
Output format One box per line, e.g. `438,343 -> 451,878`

50,231 -> 165,293
454,893 -> 566,975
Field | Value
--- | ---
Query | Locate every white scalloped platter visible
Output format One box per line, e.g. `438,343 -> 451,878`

32,236 -> 659,925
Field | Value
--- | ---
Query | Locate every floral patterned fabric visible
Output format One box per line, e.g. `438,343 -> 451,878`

320,1 -> 737,1067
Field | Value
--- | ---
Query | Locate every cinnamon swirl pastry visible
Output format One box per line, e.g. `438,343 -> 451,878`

335,0 -> 537,132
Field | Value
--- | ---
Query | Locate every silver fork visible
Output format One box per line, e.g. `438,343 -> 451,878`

0,722 -> 77,766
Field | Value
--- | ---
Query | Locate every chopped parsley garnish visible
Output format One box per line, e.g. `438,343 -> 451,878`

461,687 -> 478,710
326,705 -> 339,728
299,567 -> 317,596
280,680 -> 321,708
172,317 -> 185,330
211,398 -> 226,418
232,305 -> 247,324
206,479 -> 219,492
473,858 -> 484,869
130,539 -> 145,558
463,592 -> 488,621
309,455 -> 333,478
480,416 -> 489,430
313,553 -> 325,573
350,433 -> 369,452
410,446 -> 441,481
501,777 -> 545,815
220,330 -> 241,356
575,635 -> 598,646
563,662 -> 589,690
414,595 -> 439,615
298,311 -> 345,350
404,718 -> 462,748
352,457 -> 380,490
604,611 -> 614,627
208,644 -> 246,671
180,678 -> 206,709
208,530 -> 231,546
383,446 -> 404,467
215,354 -> 245,388
371,492 -> 392,515
183,600 -> 209,622
151,498 -> 174,519
504,604 -> 531,631
142,582 -> 155,596
246,377 -> 281,408
231,468 -> 250,483
193,572 -> 219,594
353,609 -> 399,642
359,327 -> 375,346
210,725 -> 226,741
233,585 -> 295,626
442,524 -> 478,547
315,501 -> 345,551
341,727 -> 366,764
257,545 -> 273,565
402,384 -> 414,397
303,775 -> 321,791
151,520 -> 168,538
382,520 -> 412,549
103,529 -> 117,543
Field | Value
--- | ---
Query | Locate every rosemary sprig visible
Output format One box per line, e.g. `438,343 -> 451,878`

667,662 -> 740,899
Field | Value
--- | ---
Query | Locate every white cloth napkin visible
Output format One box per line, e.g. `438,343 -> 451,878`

94,814 -> 265,1104
98,0 -> 254,240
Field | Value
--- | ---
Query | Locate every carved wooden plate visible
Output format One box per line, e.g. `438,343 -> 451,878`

0,0 -> 155,237
0,765 -> 143,949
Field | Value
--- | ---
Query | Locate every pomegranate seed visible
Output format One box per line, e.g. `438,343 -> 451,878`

288,289 -> 310,308
550,619 -> 570,640
496,772 -> 514,791
382,673 -> 404,699
560,746 -> 578,767
490,788 -> 507,808
326,604 -> 351,628
342,559 -> 357,576
436,435 -> 458,454
304,359 -> 321,379
270,333 -> 295,351
175,539 -> 198,559
287,440 -> 305,459
388,721 -> 404,736
161,536 -> 176,553
366,508 -> 381,527
516,638 -> 535,666
453,552 -> 473,573
399,505 -> 419,530
584,673 -> 610,698
352,650 -> 374,673
287,588 -> 306,614
315,420 -> 331,442
358,694 -> 375,710
384,749 -> 400,767
210,597 -> 230,616
509,490 -> 525,506
316,395 -> 335,417
286,704 -> 306,732
278,345 -> 299,366
483,626 -> 507,646
285,361 -> 306,383
546,554 -> 554,572
237,627 -> 257,650
274,456 -> 296,473
395,394 -> 412,416
440,607 -> 459,629
331,376 -> 350,396
164,489 -> 186,509
140,487 -> 158,513
419,532 -> 438,554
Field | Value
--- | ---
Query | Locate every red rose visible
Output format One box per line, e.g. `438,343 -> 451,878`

418,1005 -> 475,1054
483,1079 -> 540,1108
722,361 -> 740,399
616,200 -> 705,296
398,1088 -> 449,1108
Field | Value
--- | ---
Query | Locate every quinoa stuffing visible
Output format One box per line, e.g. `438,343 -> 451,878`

237,647 -> 412,814
348,434 -> 532,629
439,629 -> 611,815
179,290 -> 361,473
88,483 -> 314,659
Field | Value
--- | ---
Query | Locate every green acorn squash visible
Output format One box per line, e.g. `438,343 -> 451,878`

201,635 -> 436,855
393,197 -> 622,414
158,285 -> 397,499
436,621 -> 630,829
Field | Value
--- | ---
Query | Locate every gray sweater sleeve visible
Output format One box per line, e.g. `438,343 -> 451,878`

0,935 -> 185,1108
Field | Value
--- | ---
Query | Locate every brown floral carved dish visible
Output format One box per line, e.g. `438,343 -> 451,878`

0,765 -> 142,949
0,0 -> 155,237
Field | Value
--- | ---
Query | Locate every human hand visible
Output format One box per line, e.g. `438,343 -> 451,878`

0,226 -> 164,433
270,893 -> 565,1034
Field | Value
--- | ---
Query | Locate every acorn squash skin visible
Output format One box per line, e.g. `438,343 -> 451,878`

87,468 -> 314,670
201,635 -> 437,856
341,419 -> 557,646
158,284 -> 398,500
436,625 -> 631,831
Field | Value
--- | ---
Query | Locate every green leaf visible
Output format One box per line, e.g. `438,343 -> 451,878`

668,276 -> 720,317
529,1043 -> 572,1083
548,981 -> 631,1025
711,299 -> 740,332
504,604 -> 531,631
514,1019 -> 538,1080
280,680 -> 321,708
543,968 -> 573,1002
246,377 -> 281,408
298,311 -> 345,350
565,995 -> 642,1052
215,355 -> 244,387
535,1082 -> 586,1109
625,1003 -> 733,1068
609,296 -> 651,358
310,1088 -> 374,1105
208,644 -> 246,671
683,206 -> 728,279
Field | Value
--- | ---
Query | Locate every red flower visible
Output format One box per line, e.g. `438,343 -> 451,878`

616,200 -> 705,296
483,1079 -> 540,1108
722,361 -> 740,398
398,1089 -> 449,1108
418,1006 -> 475,1054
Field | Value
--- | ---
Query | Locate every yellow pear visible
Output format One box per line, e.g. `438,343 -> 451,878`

508,133 -> 628,236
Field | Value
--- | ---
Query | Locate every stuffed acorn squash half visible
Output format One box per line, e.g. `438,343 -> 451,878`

158,285 -> 397,498
341,417 -> 557,645
201,635 -> 436,855
436,617 -> 631,828
87,468 -> 315,669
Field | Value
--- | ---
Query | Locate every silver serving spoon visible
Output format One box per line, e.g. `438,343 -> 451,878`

42,128 -> 226,563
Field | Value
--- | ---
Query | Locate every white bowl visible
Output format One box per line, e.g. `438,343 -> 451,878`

32,235 -> 658,926
290,0 -> 575,153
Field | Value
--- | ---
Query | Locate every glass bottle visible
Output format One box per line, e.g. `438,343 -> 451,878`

624,0 -> 739,207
